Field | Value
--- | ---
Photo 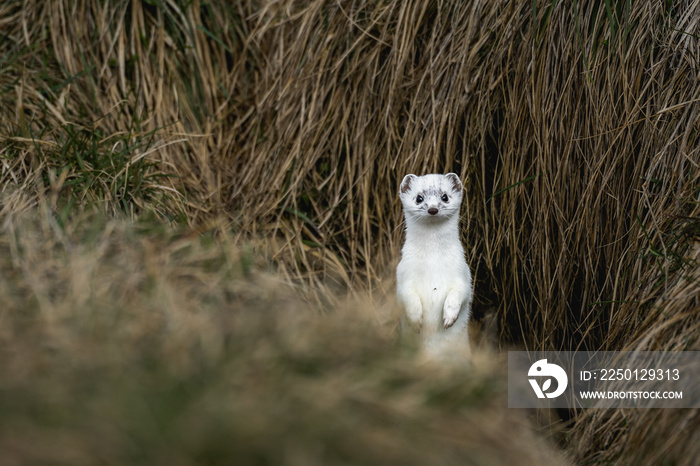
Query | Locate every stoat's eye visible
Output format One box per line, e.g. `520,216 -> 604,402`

441,194 -> 449,202
415,195 -> 424,204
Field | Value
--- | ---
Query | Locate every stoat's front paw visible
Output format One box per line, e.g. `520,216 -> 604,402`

442,297 -> 461,329
406,305 -> 423,329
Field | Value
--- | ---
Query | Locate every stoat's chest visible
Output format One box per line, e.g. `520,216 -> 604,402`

398,242 -> 467,293
404,258 -> 454,293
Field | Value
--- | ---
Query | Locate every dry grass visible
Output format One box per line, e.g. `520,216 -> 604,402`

1,0 -> 699,464
0,202 -> 568,465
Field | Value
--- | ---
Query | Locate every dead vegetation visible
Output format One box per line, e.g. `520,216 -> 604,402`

1,0 -> 699,464
0,203 -> 569,465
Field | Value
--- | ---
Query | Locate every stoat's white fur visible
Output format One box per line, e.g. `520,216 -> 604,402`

396,173 -> 473,359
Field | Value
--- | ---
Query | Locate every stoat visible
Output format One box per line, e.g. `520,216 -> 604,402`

396,173 -> 473,359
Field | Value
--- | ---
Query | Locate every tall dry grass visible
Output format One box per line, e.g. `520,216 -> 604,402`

1,0 -> 699,464
225,0 -> 700,352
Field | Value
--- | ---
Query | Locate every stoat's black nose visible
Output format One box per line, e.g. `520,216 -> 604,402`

428,207 -> 438,215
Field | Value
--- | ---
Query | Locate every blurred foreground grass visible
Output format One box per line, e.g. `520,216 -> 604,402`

0,203 -> 567,465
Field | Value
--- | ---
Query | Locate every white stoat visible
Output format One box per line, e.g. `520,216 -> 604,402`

396,173 -> 473,359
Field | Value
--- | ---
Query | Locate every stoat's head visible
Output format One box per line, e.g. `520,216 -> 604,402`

399,173 -> 463,223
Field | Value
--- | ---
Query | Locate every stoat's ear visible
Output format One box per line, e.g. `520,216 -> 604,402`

400,174 -> 417,195
445,173 -> 463,193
